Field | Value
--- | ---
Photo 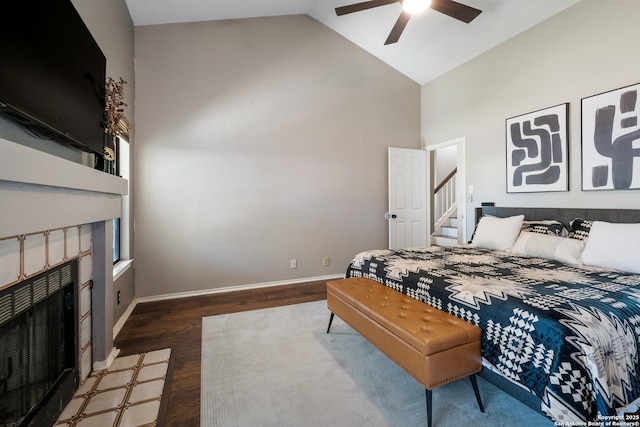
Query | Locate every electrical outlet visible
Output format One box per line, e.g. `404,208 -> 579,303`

323,256 -> 330,266
290,259 -> 297,269
117,290 -> 121,305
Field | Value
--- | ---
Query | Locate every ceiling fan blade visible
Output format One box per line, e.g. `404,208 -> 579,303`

336,0 -> 399,16
384,11 -> 411,45
430,0 -> 482,23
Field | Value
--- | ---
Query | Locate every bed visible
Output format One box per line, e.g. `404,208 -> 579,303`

345,206 -> 640,424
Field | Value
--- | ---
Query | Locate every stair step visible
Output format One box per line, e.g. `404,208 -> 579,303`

440,226 -> 457,237
432,235 -> 458,247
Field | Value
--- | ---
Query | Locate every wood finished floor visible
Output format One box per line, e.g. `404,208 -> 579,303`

114,280 -> 327,427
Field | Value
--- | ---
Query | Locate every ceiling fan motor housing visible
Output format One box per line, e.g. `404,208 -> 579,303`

335,0 -> 482,45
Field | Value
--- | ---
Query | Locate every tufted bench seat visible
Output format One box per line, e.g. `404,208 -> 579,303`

326,277 -> 484,427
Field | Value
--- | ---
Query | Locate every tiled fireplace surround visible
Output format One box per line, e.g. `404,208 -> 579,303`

0,138 -> 128,388
1,225 -> 95,380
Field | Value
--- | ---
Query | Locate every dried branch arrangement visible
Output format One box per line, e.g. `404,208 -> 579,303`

104,77 -> 128,137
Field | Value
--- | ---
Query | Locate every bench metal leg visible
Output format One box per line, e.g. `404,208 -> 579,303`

425,389 -> 433,427
470,374 -> 484,413
326,312 -> 335,333
425,376 -> 482,427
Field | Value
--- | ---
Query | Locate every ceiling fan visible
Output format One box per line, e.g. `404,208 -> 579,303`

335,0 -> 482,45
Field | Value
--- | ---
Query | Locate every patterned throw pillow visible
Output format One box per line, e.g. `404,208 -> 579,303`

567,218 -> 593,240
521,220 -> 568,237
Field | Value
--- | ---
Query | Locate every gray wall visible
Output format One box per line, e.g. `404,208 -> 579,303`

72,0 -> 136,325
133,15 -> 421,297
421,0 -> 640,238
72,0 -> 135,119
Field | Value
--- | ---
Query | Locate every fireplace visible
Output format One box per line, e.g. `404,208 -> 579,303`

0,260 -> 79,427
0,137 -> 127,426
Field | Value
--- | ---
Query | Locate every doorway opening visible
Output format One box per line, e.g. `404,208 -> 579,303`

426,137 -> 466,246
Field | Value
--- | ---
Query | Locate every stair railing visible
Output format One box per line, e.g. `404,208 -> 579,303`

432,168 -> 457,234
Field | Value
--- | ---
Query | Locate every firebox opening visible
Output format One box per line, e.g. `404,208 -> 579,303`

0,260 -> 79,427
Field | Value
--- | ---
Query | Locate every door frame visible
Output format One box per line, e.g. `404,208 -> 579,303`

425,137 -> 467,245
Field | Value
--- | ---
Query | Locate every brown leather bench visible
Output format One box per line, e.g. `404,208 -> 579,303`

326,277 -> 484,427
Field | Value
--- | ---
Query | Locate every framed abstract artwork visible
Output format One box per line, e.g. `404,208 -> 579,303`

506,103 -> 569,193
581,82 -> 640,190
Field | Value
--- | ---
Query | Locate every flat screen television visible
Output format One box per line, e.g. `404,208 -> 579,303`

0,0 -> 106,157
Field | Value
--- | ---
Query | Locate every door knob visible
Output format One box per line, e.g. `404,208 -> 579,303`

391,214 -> 397,218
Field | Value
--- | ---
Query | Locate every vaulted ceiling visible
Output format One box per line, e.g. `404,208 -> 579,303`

124,0 -> 581,84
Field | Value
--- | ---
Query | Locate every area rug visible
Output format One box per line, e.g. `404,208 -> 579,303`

201,301 -> 553,427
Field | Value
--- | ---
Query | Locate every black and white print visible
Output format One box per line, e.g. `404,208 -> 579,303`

506,103 -> 569,193
582,82 -> 640,190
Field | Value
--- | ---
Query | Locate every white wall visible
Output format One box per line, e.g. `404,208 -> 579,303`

434,145 -> 457,184
133,15 -> 421,297
421,0 -> 640,238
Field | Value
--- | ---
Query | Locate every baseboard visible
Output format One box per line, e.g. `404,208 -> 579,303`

135,274 -> 343,304
111,275 -> 341,346
93,346 -> 120,371
113,299 -> 137,338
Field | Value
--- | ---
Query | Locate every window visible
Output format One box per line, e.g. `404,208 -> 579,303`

113,136 -> 130,265
113,217 -> 120,264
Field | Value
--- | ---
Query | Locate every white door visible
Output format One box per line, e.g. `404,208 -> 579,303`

388,147 -> 427,249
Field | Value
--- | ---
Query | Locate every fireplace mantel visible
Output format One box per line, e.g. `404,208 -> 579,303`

0,137 -> 127,238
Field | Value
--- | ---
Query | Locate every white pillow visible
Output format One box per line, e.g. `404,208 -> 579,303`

471,215 -> 524,251
581,221 -> 640,274
511,232 -> 584,264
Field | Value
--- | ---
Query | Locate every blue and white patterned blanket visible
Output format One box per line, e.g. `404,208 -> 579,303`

346,245 -> 640,423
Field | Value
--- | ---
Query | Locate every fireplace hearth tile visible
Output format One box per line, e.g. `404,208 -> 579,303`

120,400 -> 161,426
109,353 -> 140,371
137,362 -> 169,382
73,410 -> 118,426
56,348 -> 172,427
128,379 -> 165,403
84,388 -> 127,415
99,369 -> 135,390
77,376 -> 98,395
141,348 -> 171,365
57,396 -> 85,423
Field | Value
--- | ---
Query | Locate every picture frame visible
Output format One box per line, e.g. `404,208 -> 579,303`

506,103 -> 569,193
581,82 -> 640,191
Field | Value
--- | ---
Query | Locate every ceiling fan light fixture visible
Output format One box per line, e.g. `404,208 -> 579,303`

402,0 -> 432,15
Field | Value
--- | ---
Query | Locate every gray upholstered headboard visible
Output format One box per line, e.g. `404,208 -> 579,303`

476,206 -> 640,230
